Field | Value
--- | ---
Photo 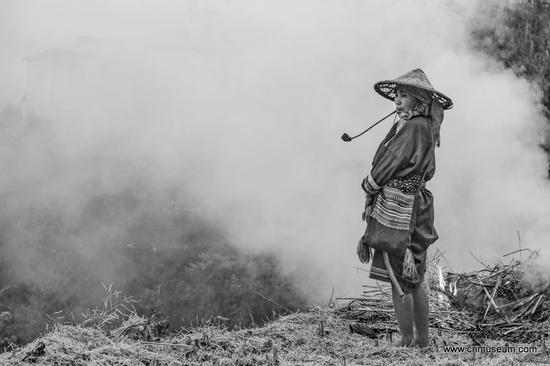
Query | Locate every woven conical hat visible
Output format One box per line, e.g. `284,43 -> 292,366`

374,68 -> 453,110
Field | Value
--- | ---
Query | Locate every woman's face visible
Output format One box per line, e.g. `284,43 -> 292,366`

394,89 -> 419,113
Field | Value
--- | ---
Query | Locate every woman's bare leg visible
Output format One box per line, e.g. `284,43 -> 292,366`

412,281 -> 429,348
391,284 -> 414,346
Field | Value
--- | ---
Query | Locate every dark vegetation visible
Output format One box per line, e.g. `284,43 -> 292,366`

0,192 -> 306,348
470,0 -> 550,173
0,105 -> 306,349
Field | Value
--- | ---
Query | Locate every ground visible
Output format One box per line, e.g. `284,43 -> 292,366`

0,303 -> 548,366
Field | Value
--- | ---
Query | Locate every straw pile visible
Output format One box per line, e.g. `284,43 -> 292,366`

3,306 -> 548,365
1,251 -> 549,365
446,250 -> 550,343
336,249 -> 550,343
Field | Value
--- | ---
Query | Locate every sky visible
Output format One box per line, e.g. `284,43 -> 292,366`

0,0 -> 549,300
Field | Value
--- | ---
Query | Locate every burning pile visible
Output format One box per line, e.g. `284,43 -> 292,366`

445,249 -> 549,342
337,249 -> 550,343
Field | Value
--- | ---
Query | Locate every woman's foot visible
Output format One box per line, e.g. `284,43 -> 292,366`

413,338 -> 429,349
398,338 -> 414,347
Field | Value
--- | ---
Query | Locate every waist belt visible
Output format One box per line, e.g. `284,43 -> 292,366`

386,174 -> 425,194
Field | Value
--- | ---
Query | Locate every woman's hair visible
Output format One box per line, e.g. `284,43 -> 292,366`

397,85 -> 443,147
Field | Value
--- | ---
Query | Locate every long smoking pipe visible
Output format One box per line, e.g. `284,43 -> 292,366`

341,110 -> 397,142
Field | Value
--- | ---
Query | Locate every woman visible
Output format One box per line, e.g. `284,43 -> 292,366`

358,68 -> 453,348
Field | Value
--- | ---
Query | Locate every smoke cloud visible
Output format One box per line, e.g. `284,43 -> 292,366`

0,0 -> 549,301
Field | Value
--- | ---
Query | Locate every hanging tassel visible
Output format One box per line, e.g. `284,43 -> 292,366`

402,247 -> 417,279
357,236 -> 372,264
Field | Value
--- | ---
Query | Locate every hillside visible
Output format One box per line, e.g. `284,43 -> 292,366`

0,303 -> 547,365
0,108 -> 307,346
2,252 -> 550,366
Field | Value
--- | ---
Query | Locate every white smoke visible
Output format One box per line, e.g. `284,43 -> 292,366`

0,0 -> 548,300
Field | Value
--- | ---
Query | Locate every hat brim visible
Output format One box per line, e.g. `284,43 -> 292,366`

374,81 -> 453,110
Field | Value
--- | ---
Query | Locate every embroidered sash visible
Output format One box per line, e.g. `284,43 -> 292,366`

370,185 -> 415,230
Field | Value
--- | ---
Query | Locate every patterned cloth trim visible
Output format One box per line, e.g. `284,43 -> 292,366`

370,186 -> 415,230
367,175 -> 382,191
386,174 -> 424,194
370,266 -> 389,280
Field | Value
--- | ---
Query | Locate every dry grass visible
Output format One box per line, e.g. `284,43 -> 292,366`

2,256 -> 550,365
0,304 -> 548,365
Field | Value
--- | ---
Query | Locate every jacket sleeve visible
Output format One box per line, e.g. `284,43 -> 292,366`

368,121 -> 427,188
